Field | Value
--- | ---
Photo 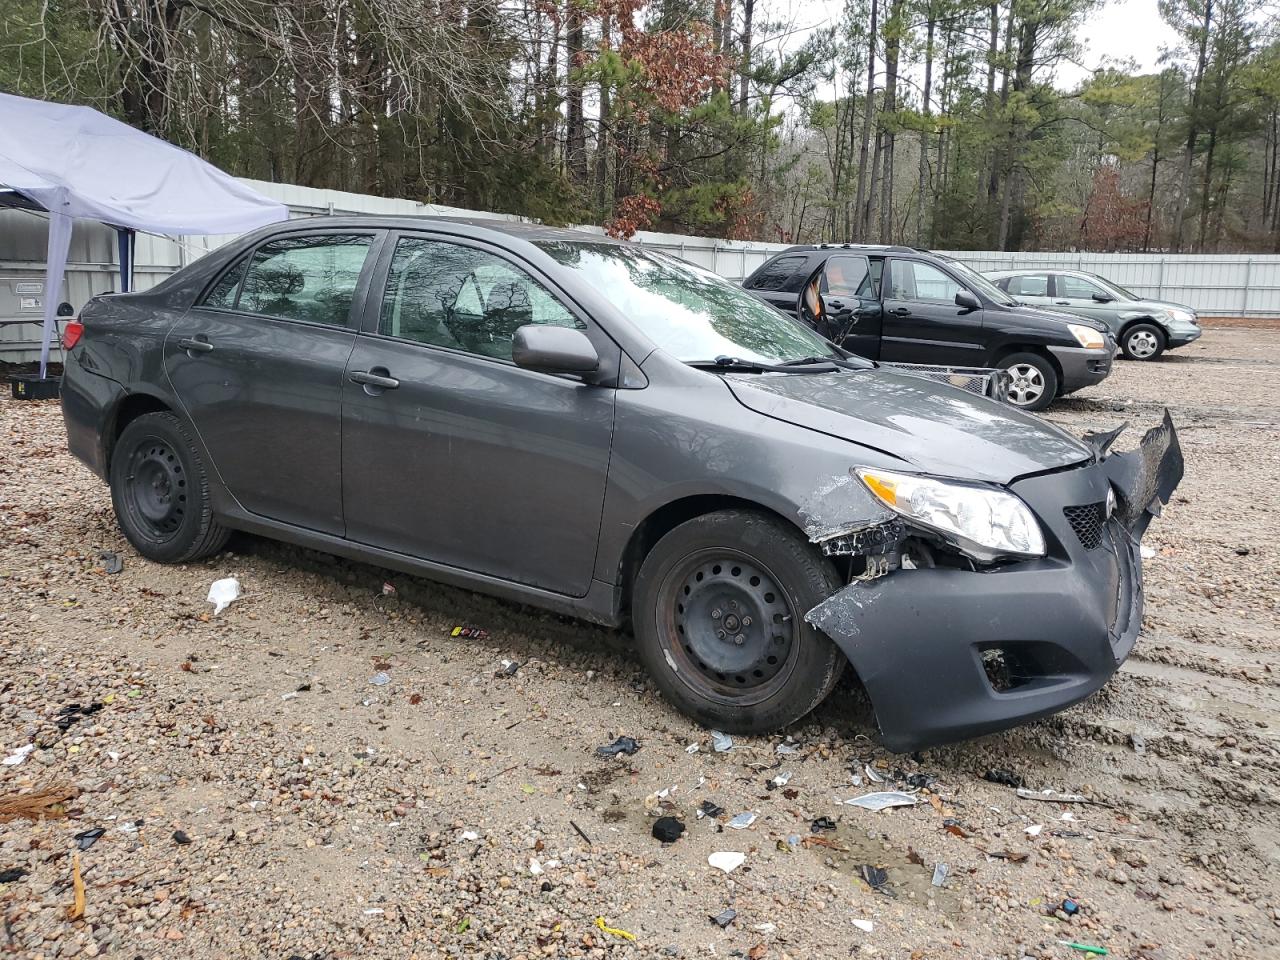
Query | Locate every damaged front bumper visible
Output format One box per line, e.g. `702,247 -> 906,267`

806,413 -> 1183,752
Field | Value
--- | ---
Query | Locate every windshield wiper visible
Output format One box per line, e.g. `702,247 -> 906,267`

686,356 -> 842,374
779,354 -> 875,371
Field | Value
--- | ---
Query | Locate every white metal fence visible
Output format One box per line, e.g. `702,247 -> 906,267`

4,177 -> 1278,361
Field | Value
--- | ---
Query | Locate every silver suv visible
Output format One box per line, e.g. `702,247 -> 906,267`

985,269 -> 1201,361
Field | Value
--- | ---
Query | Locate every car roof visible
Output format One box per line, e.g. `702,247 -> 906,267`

264,214 -> 625,247
775,243 -> 927,256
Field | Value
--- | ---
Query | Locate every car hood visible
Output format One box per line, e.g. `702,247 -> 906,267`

724,369 -> 1092,484
1129,298 -> 1190,315
1004,303 -> 1108,331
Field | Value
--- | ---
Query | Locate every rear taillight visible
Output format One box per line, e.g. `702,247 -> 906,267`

62,321 -> 84,350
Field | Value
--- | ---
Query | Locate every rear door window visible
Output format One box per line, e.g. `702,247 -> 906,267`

1006,274 -> 1049,297
746,254 -> 808,292
237,234 -> 374,326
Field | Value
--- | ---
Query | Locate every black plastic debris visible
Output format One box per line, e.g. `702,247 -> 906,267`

1062,898 -> 1080,916
173,829 -> 192,845
0,867 -> 28,882
709,908 -> 737,928
74,828 -> 105,851
494,660 -> 521,678
984,768 -> 1024,788
595,736 -> 640,758
540,880 -> 553,892
55,702 -> 104,732
906,773 -> 938,789
97,551 -> 123,575
859,864 -> 894,896
697,800 -> 725,820
810,816 -> 837,833
651,817 -> 685,843
1235,546 -> 1251,556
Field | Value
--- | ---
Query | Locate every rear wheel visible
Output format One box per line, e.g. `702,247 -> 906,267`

632,510 -> 845,734
109,412 -> 229,563
999,352 -> 1058,412
1121,322 -> 1165,361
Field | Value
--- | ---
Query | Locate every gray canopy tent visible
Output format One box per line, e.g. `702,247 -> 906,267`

0,92 -> 288,382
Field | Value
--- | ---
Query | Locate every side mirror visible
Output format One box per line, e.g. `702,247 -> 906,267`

56,301 -> 75,317
1092,292 -> 1114,303
512,325 -> 600,377
955,289 -> 981,311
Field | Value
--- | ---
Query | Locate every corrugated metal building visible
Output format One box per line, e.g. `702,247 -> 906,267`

3,178 -> 1277,362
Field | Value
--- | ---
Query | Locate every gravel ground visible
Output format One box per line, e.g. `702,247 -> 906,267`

2,327 -> 1278,960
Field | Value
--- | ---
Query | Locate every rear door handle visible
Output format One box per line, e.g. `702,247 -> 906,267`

178,337 -> 213,353
349,369 -> 400,390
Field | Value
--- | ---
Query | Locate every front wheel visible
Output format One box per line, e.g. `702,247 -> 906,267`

109,412 -> 230,563
999,352 -> 1058,412
632,510 -> 845,734
1121,322 -> 1166,361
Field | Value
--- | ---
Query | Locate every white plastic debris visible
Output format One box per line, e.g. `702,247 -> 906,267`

768,771 -> 792,789
1025,824 -> 1043,836
280,691 -> 299,701
711,730 -> 733,752
727,812 -> 757,829
775,737 -> 801,755
459,830 -> 480,842
839,791 -> 918,811
369,672 -> 391,686
363,908 -> 384,916
707,851 -> 745,874
1140,545 -> 1156,559
206,577 -> 242,615
753,923 -> 777,934
931,863 -> 949,887
864,763 -> 885,783
685,743 -> 700,754
852,919 -> 874,933
2,744 -> 34,766
1016,787 -> 1092,804
529,858 -> 543,875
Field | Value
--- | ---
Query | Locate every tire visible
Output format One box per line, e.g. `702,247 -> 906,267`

1120,322 -> 1166,361
632,509 -> 845,734
999,352 -> 1058,412
109,411 -> 230,563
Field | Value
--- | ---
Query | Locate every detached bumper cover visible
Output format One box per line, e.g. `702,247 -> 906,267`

807,413 -> 1183,752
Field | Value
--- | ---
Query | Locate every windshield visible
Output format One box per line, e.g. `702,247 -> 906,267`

942,258 -> 1016,306
1089,274 -> 1139,301
534,241 -> 838,364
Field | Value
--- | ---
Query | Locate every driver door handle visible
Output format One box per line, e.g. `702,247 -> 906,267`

890,306 -> 911,316
349,369 -> 400,390
1054,300 -> 1070,305
177,337 -> 213,353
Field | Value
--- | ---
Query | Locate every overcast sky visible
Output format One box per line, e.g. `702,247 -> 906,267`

763,0 -> 1185,95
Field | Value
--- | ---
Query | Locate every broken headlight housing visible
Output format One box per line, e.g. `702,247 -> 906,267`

855,468 -> 1046,559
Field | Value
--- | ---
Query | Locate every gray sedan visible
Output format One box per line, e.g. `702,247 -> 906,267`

60,218 -> 1182,750
985,269 -> 1201,360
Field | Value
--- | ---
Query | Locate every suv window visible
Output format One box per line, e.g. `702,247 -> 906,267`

821,255 -> 874,298
1058,274 -> 1106,299
887,259 -> 961,304
747,254 -> 808,292
1006,274 -> 1049,297
236,234 -> 372,325
380,237 -> 584,360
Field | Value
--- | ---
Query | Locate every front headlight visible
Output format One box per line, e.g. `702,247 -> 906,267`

1068,323 -> 1107,350
1167,308 -> 1196,325
856,468 -> 1046,557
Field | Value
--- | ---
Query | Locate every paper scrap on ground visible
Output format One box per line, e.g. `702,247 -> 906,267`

206,577 -> 242,615
708,851 -> 745,873
839,791 -> 918,811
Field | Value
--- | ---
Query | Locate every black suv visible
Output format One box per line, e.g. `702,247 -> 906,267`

743,244 -> 1115,411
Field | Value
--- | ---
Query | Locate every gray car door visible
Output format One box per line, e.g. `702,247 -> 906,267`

1052,274 -> 1116,325
164,230 -> 380,535
1002,273 -> 1053,309
340,232 -> 618,597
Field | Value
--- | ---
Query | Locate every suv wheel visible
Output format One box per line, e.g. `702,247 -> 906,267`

632,509 -> 845,734
109,412 -> 230,563
1121,322 -> 1165,361
999,352 -> 1058,412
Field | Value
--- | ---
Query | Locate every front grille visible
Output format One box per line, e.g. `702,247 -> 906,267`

1063,502 -> 1107,550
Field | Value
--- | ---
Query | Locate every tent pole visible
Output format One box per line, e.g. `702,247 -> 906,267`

117,227 -> 135,292
38,212 -> 73,380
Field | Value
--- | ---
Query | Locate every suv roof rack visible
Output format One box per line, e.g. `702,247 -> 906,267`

784,243 -> 919,254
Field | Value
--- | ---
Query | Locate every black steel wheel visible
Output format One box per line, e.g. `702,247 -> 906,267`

633,509 -> 845,734
109,412 -> 229,563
